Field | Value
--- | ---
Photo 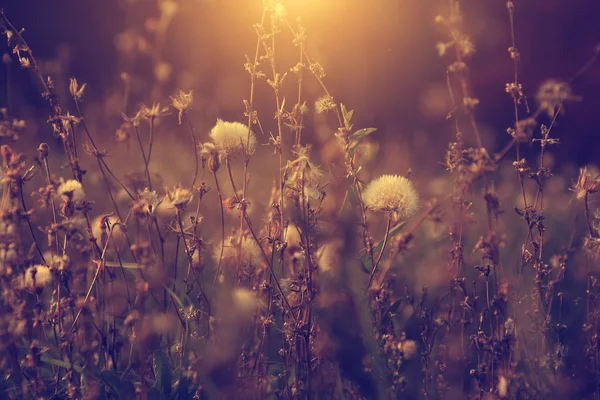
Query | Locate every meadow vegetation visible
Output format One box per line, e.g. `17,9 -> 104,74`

0,1 -> 599,399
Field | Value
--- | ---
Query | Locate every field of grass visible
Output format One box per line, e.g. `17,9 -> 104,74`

1,1 -> 600,399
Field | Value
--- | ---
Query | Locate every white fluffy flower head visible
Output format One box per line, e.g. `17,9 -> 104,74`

24,264 -> 53,290
363,174 -> 418,218
57,179 -> 85,202
210,119 -> 257,158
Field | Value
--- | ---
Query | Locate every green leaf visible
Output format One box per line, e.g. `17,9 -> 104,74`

163,285 -> 184,309
99,370 -> 136,400
348,128 -> 377,153
153,350 -> 173,399
359,260 -> 371,274
40,356 -> 84,374
349,127 -> 377,142
105,261 -> 143,269
340,103 -> 354,130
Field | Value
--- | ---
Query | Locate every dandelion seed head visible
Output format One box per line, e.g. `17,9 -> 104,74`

24,264 -> 52,290
363,174 -> 419,217
57,179 -> 85,202
210,119 -> 257,158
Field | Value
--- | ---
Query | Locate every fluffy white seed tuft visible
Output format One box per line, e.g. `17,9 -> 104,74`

362,174 -> 419,218
57,179 -> 85,202
210,119 -> 257,158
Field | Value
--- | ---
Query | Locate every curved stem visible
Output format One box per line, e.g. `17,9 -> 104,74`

367,213 -> 392,289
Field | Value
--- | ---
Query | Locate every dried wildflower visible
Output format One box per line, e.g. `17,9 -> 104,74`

536,79 -> 580,117
144,102 -> 170,120
167,185 -> 194,210
363,174 -> 419,218
200,142 -> 220,173
69,77 -> 87,100
171,90 -> 193,124
122,105 -> 148,127
18,56 -> 31,68
24,264 -> 52,290
57,179 -> 85,202
572,167 -> 600,200
314,95 -> 336,114
285,146 -> 322,188
59,112 -> 83,127
213,235 -> 262,270
133,188 -> 161,217
209,119 -> 257,158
